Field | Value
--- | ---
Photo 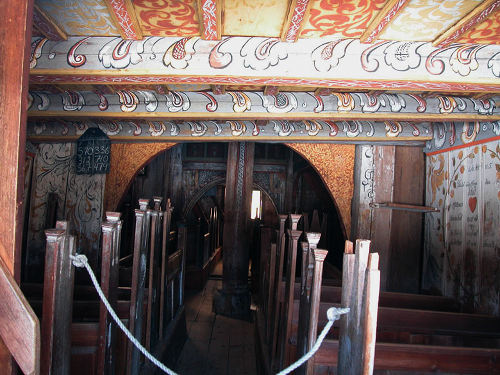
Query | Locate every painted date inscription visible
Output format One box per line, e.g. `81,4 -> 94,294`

76,128 -> 110,175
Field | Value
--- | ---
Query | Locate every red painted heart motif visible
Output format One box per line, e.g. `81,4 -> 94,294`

468,197 -> 477,213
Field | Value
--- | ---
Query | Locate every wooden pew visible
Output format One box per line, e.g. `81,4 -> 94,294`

314,340 -> 500,374
256,223 -> 500,375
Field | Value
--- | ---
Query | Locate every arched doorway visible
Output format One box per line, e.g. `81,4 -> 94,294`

116,142 -> 347,278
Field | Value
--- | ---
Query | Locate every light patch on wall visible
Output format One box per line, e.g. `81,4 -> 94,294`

251,190 -> 262,219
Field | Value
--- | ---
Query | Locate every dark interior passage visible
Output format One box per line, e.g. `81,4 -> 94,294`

176,261 -> 257,375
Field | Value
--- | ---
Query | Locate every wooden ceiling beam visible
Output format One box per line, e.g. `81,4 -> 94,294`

360,0 -> 410,44
103,0 -> 143,40
314,88 -> 332,96
33,4 -> 67,41
433,0 -> 500,47
264,86 -> 279,96
212,85 -> 225,95
197,0 -> 222,40
281,0 -> 313,43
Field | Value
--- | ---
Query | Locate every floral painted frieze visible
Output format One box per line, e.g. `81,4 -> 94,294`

29,36 -> 500,92
27,90 -> 500,120
27,119 -> 432,142
426,122 -> 500,153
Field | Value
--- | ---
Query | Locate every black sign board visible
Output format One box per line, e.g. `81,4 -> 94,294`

76,128 -> 111,175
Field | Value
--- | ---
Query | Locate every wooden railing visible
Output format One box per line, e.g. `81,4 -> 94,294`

0,248 -> 40,375
256,217 -> 500,375
37,197 -> 186,375
126,197 -> 186,375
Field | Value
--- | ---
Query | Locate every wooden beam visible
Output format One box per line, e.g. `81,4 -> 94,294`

0,253 -> 40,375
0,0 -> 32,282
33,4 -> 67,41
281,0 -> 313,42
197,0 -> 222,40
41,228 -> 75,375
360,0 -> 410,44
433,0 -> 500,47
314,88 -> 332,96
316,340 -> 500,373
264,86 -> 279,96
212,84 -> 225,95
103,0 -> 143,40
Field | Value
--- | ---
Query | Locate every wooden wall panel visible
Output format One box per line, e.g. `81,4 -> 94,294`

0,0 -> 34,372
26,143 -> 106,273
26,144 -> 72,278
104,142 -> 177,211
286,143 -> 355,238
388,146 -> 424,293
424,139 -> 500,315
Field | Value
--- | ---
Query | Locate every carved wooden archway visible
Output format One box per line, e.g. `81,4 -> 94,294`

104,142 -> 354,237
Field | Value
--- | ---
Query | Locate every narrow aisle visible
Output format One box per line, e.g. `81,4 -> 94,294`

175,276 -> 257,375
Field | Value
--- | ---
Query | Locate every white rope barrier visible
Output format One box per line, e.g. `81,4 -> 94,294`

71,254 -> 179,375
276,307 -> 349,375
71,253 -> 349,375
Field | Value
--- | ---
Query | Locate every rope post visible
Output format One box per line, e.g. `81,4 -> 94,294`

41,226 -> 75,375
296,232 -> 320,375
97,219 -> 118,375
280,214 -> 302,368
159,199 -> 173,339
271,214 -> 288,369
305,248 -> 328,375
127,202 -> 151,375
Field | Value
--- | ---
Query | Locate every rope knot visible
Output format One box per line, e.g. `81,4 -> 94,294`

70,254 -> 88,268
326,307 -> 350,322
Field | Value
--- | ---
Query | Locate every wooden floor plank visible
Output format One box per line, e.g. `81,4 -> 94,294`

175,277 -> 258,375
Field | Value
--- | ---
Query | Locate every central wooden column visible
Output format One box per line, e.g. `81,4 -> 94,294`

214,142 -> 255,319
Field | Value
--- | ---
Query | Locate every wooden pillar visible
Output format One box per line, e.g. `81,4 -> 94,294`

305,248 -> 328,375
41,227 -> 75,375
214,142 -> 255,319
271,215 -> 287,366
97,216 -> 120,375
296,232 -> 321,375
127,200 -> 151,375
0,0 -> 33,371
338,240 -> 380,375
281,214 -> 302,368
159,200 -> 173,338
284,149 -> 294,212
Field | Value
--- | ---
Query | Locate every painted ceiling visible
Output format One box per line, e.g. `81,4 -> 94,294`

28,0 -> 500,146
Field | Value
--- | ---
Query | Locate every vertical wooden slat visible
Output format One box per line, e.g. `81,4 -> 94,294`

305,248 -> 328,375
97,219 -> 118,375
0,0 -> 33,370
337,239 -> 371,375
266,242 -> 277,342
338,240 -> 354,375
127,201 -> 151,375
281,214 -> 302,368
159,200 -> 173,338
260,226 -> 272,316
361,253 -> 380,375
146,209 -> 159,350
41,226 -> 75,375
271,214 -> 287,368
296,232 -> 320,375
178,223 -> 188,308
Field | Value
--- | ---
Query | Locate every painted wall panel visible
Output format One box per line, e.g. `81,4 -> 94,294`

380,0 -> 482,41
223,0 -> 288,37
300,0 -> 386,39
457,9 -> 500,45
424,139 -> 500,315
133,0 -> 200,36
36,0 -> 120,36
26,143 -> 106,277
